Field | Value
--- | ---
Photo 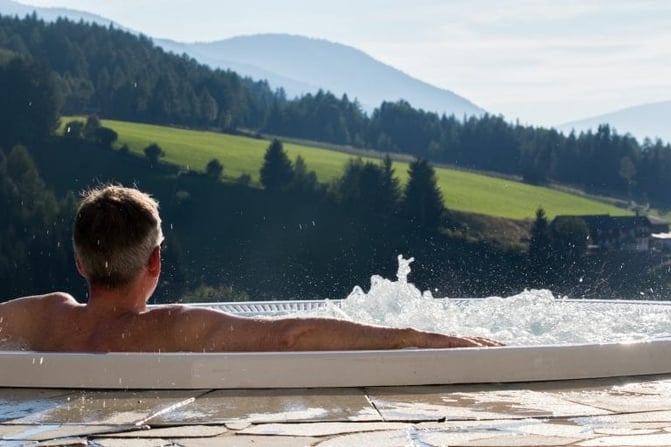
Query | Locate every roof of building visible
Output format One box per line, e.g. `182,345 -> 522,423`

552,215 -> 669,232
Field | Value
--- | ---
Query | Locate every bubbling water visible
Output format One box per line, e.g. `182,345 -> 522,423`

311,255 -> 671,346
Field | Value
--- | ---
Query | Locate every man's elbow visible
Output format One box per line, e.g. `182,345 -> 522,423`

275,320 -> 316,351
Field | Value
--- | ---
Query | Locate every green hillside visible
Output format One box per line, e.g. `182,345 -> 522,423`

65,118 -> 631,220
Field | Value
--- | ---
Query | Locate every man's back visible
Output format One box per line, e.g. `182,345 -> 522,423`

1,293 -> 502,352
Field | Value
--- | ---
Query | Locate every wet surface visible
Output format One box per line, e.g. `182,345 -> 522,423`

2,374 -> 671,446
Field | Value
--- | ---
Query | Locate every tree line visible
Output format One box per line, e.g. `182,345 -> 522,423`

1,126 -> 667,302
0,133 -> 535,302
1,14 -> 670,208
1,15 -> 669,302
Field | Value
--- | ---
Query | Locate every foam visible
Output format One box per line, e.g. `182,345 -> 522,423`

302,255 -> 671,346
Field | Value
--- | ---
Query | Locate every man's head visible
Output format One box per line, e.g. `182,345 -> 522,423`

73,185 -> 164,287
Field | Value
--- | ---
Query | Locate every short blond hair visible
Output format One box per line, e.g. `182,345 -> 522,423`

73,185 -> 164,287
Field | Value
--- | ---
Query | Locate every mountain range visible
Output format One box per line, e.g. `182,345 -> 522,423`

0,0 -> 116,28
0,0 -> 484,118
155,34 -> 486,118
559,101 -> 671,145
0,0 -> 669,143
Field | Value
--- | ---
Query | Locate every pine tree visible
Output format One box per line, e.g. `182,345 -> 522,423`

0,57 -> 61,148
528,207 -> 554,282
400,158 -> 445,230
380,155 -> 401,213
260,139 -> 293,192
205,158 -> 223,181
289,155 -> 317,193
143,143 -> 165,167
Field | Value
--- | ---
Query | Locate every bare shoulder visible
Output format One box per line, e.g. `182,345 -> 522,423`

43,292 -> 79,305
1,291 -> 77,310
1,292 -> 80,328
148,303 -> 240,323
1,292 -> 78,345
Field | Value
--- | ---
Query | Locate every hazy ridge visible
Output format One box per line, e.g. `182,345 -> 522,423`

2,0 -> 668,143
156,34 -> 486,118
558,100 -> 671,144
2,0 -> 484,118
0,0 -> 117,27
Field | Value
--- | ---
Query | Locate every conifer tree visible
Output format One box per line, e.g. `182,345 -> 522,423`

205,158 -> 224,181
143,143 -> 165,167
260,139 -> 293,192
380,155 -> 401,213
528,207 -> 554,283
289,155 -> 317,193
400,158 -> 444,230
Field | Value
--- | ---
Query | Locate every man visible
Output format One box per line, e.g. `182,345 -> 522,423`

0,185 -> 501,352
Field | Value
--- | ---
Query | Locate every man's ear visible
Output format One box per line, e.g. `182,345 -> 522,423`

75,257 -> 86,278
147,246 -> 161,278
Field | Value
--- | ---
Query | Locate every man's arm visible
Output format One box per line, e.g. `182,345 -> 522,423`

171,307 -> 502,352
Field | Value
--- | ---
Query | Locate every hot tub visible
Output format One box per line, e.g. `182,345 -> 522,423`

2,299 -> 671,389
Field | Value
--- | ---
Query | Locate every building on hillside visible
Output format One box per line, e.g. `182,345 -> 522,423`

651,232 -> 671,252
551,214 -> 670,252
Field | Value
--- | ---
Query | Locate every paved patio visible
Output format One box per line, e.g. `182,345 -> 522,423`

2,374 -> 671,446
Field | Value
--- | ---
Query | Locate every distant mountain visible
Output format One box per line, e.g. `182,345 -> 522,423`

155,34 -> 486,118
0,0 -> 118,28
1,1 -> 484,119
558,100 -> 671,144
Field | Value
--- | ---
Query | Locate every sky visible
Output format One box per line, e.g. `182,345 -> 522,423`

11,0 -> 671,127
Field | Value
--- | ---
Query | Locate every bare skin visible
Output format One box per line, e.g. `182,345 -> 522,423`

0,247 -> 503,352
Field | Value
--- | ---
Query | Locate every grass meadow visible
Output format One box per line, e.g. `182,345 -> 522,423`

62,117 -> 631,220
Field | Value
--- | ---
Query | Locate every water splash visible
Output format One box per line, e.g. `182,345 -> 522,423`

396,254 -> 413,283
310,255 -> 671,346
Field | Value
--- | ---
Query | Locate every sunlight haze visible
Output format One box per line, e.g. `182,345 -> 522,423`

11,0 -> 671,127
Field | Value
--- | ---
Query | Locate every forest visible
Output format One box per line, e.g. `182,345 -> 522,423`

0,14 -> 669,303
0,14 -> 670,208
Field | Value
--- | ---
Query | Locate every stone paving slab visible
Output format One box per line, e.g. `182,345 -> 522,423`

555,385 -> 671,414
577,432 -> 671,446
168,436 -> 320,447
0,423 -> 140,441
3,374 -> 671,446
94,424 -> 228,438
0,389 -> 77,423
83,439 -> 173,447
152,387 -> 380,425
2,389 -> 207,425
365,385 -> 612,421
238,421 -> 412,437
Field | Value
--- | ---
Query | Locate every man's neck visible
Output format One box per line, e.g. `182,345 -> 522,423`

87,282 -> 149,314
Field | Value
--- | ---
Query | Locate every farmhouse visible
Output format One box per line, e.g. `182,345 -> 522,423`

551,214 -> 670,252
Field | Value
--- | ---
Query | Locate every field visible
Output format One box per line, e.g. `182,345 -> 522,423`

64,118 -> 631,220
